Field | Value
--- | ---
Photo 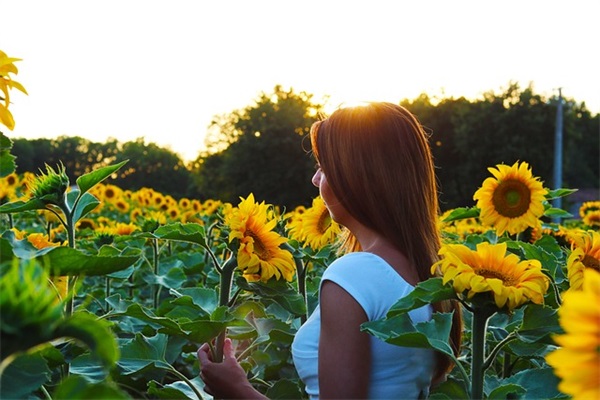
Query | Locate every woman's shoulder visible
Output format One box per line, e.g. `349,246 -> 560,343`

323,252 -> 409,286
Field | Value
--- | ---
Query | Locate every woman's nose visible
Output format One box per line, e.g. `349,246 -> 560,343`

312,169 -> 321,187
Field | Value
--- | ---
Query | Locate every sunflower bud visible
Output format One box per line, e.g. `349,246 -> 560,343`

30,163 -> 70,206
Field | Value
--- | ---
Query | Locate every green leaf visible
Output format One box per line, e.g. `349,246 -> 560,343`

112,303 -> 191,337
442,207 -> 480,223
76,160 -> 128,195
0,198 -> 48,214
487,383 -> 526,399
151,222 -> 208,246
170,287 -> 219,315
545,188 -> 578,200
516,304 -> 561,344
71,192 -> 101,223
148,377 -> 210,400
52,374 -> 130,399
235,276 -> 307,316
506,239 -> 566,283
429,377 -> 468,399
544,207 -> 573,218
69,353 -> 110,383
491,368 -> 562,399
0,236 -> 16,262
0,352 -> 51,399
0,132 -> 16,178
387,277 -> 457,316
265,379 -> 304,400
55,311 -> 119,369
38,246 -> 140,276
117,333 -> 171,375
362,312 -> 456,358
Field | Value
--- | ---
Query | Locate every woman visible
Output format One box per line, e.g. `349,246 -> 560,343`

197,102 -> 462,399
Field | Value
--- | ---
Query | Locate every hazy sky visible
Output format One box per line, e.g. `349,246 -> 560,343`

4,0 -> 599,162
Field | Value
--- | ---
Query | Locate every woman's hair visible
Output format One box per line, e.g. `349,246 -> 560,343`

310,102 -> 462,381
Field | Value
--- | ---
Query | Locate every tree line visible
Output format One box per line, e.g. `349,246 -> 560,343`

7,83 -> 599,211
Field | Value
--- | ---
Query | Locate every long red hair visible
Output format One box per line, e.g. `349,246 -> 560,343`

310,102 -> 462,381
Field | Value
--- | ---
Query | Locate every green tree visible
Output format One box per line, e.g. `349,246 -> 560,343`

192,85 -> 324,208
113,138 -> 192,198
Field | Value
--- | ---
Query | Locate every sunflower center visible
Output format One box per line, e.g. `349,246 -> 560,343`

492,180 -> 532,218
317,211 -> 332,234
582,255 -> 600,271
476,268 -> 516,286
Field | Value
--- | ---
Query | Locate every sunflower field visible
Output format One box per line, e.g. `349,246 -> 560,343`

2,50 -> 600,400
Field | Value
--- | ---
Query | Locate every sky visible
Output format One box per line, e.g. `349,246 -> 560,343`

3,0 -> 599,162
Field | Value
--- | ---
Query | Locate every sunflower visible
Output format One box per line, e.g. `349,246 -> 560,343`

566,230 -> 600,291
166,205 -> 181,221
287,196 -> 341,251
225,193 -> 295,283
579,200 -> 600,219
114,198 -> 130,213
432,241 -> 549,311
582,210 -> 600,228
473,161 -> 547,236
546,269 -> 600,400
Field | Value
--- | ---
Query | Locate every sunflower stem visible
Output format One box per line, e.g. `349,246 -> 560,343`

482,332 -> 517,370
216,254 -> 237,362
470,305 -> 496,400
152,238 -> 160,310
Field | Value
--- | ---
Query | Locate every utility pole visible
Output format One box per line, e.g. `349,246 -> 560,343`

553,88 -> 563,223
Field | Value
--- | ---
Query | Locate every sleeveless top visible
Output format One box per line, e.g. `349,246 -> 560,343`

291,252 -> 435,399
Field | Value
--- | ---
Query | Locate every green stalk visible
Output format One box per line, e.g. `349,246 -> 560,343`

470,306 -> 496,400
215,255 -> 237,362
152,238 -> 160,310
295,258 -> 307,324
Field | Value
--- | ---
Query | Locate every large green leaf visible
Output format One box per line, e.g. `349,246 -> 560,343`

362,312 -> 456,358
0,351 -> 51,399
387,277 -> 457,316
150,222 -> 208,247
55,311 -> 119,369
52,374 -> 130,399
117,333 -> 172,375
75,160 -> 128,195
486,368 -> 562,399
38,246 -> 140,276
516,304 -> 561,344
235,276 -> 307,317
0,198 -> 48,214
148,377 -> 209,400
170,287 -> 219,315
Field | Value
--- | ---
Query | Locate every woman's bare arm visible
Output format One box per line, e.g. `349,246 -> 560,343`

319,280 -> 371,399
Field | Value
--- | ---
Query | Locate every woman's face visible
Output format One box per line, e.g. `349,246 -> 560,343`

312,167 -> 347,223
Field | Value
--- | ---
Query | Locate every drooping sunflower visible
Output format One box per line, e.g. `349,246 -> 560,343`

225,193 -> 295,283
287,196 -> 341,251
432,241 -> 549,311
546,268 -> 600,400
473,161 -> 547,236
566,230 -> 600,291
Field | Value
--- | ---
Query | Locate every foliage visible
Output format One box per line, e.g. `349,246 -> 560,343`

191,85 -> 324,208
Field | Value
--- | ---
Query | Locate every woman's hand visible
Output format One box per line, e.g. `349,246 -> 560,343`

197,338 -> 268,399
